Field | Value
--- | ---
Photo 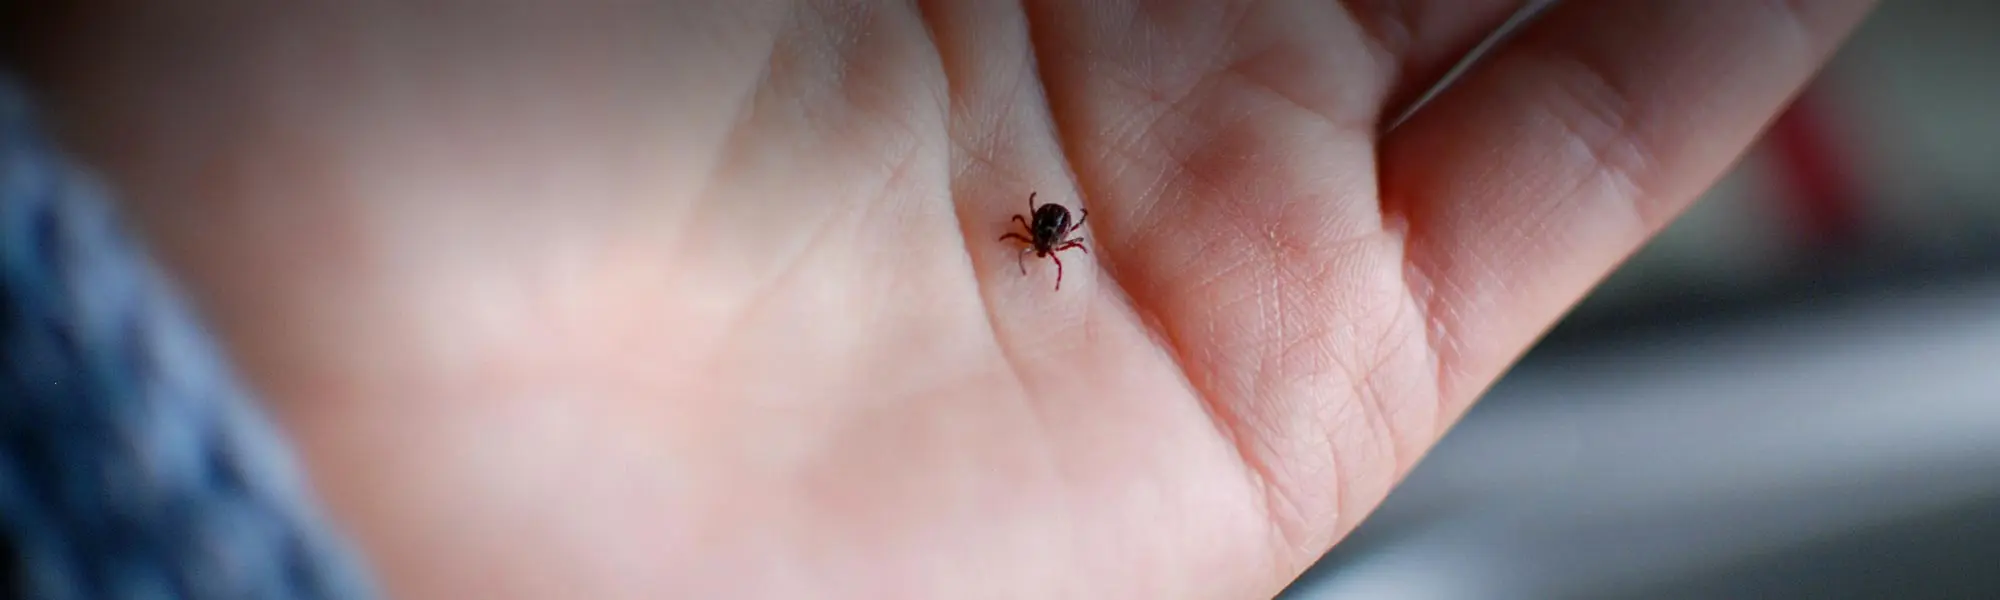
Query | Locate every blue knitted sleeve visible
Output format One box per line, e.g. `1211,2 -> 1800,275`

1,75 -> 378,599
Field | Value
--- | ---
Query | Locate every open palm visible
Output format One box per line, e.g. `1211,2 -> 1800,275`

25,1 -> 1874,598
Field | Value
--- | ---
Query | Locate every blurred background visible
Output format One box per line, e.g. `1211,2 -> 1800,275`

1283,1 -> 2000,598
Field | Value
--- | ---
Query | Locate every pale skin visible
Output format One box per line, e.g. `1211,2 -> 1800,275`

11,1 -> 1876,598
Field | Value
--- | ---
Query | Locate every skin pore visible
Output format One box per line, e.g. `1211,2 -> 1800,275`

8,1 -> 1876,598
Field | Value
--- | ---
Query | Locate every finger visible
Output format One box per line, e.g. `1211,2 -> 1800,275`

1383,1 -> 1878,417
1341,0 -> 1536,124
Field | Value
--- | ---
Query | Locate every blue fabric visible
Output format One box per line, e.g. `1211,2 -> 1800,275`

1,75 -> 377,599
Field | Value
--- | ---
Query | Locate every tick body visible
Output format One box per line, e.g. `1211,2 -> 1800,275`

999,192 -> 1090,290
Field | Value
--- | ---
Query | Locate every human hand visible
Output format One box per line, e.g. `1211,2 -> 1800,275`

13,1 -> 1875,598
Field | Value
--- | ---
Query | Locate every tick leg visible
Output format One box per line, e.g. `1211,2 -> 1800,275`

1012,215 -> 1029,230
999,232 -> 1032,244
1052,253 -> 1065,291
1017,248 -> 1032,275
1056,239 -> 1089,253
1073,208 -> 1088,229
1027,191 -> 1038,214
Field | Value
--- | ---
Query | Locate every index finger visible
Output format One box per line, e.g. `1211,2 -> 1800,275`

1382,0 -> 1878,417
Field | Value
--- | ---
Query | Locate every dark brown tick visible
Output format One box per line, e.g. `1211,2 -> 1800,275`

999,192 -> 1089,291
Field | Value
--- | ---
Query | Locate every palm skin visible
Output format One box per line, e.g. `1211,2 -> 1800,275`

14,1 -> 1876,598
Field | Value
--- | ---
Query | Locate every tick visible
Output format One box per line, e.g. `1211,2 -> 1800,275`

999,192 -> 1089,291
